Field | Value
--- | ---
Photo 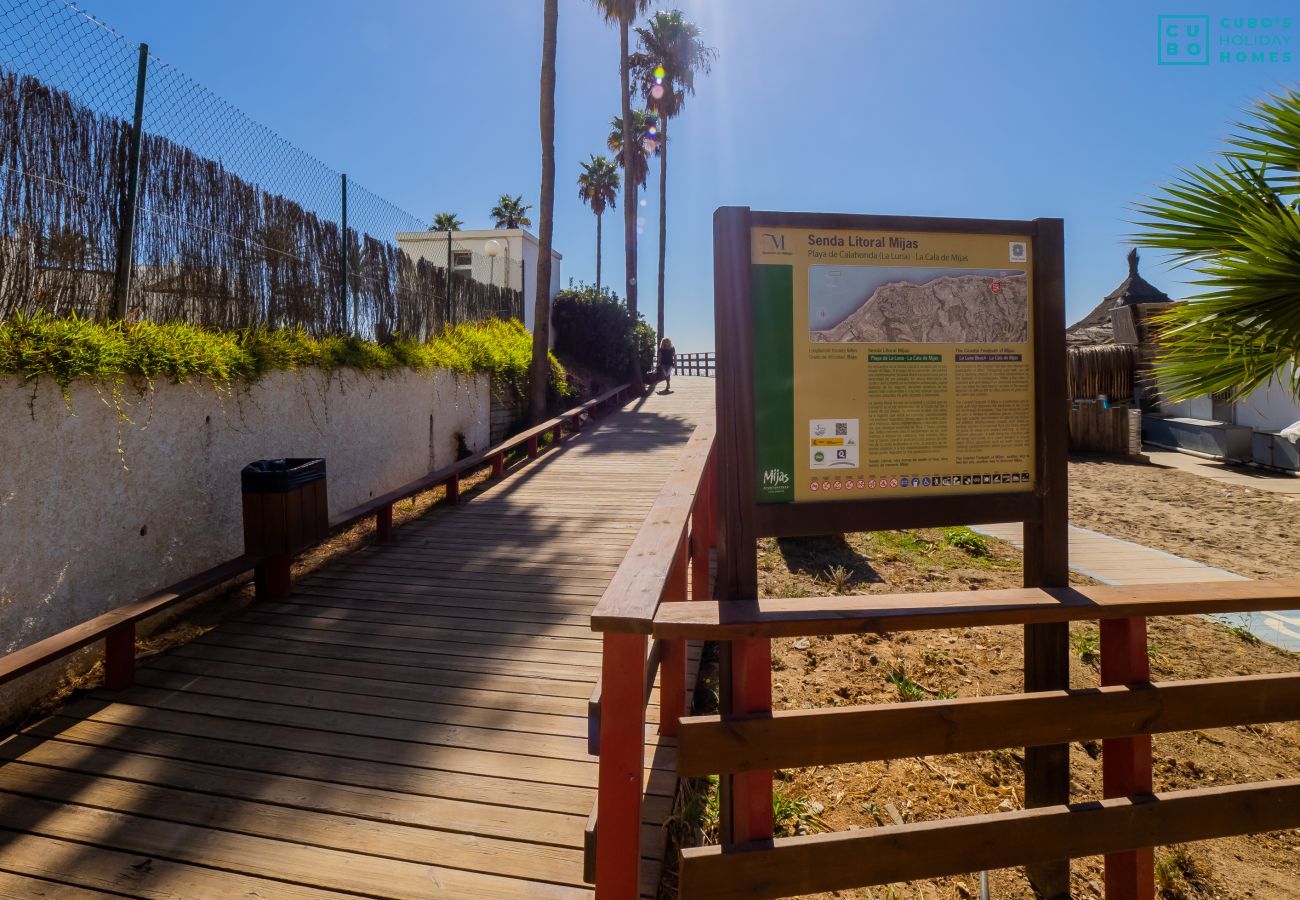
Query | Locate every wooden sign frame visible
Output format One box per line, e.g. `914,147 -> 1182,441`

712,206 -> 1070,894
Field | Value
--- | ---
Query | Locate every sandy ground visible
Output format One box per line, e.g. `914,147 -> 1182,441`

664,523 -> 1300,900
1069,456 -> 1300,580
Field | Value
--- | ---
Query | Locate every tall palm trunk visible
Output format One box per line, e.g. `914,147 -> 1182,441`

619,19 -> 640,385
656,126 -> 667,344
529,0 -> 558,422
595,211 -> 603,295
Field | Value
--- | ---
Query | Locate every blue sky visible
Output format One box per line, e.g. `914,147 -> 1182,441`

81,0 -> 1300,352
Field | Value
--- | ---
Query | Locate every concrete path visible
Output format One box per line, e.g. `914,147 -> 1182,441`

1145,448 -> 1300,496
975,521 -> 1300,653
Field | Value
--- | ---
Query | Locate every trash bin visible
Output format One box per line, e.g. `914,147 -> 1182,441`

241,458 -> 329,558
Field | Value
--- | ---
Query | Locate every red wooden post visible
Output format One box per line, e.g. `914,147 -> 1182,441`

659,536 -> 689,737
528,434 -> 539,458
595,631 -> 647,900
689,452 -> 717,602
491,451 -> 505,479
445,474 -> 459,505
730,636 -> 774,841
1101,617 -> 1155,900
255,555 -> 291,601
103,622 -> 136,690
375,503 -> 393,542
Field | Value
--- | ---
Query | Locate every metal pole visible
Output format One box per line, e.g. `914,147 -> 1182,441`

446,229 -> 454,328
110,43 -> 149,321
341,173 -> 350,334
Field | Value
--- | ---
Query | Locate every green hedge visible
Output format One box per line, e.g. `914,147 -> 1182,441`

551,283 -> 655,379
0,314 -> 567,397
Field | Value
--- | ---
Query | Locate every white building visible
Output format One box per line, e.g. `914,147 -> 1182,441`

396,228 -> 561,334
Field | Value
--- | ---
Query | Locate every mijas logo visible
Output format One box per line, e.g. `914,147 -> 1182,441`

761,467 -> 790,487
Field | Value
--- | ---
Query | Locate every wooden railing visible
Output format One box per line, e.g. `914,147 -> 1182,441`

587,420 -> 717,899
676,351 -> 715,377
651,580 -> 1300,900
0,383 -> 634,698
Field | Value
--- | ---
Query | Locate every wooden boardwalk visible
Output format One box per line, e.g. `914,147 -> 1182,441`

0,378 -> 716,899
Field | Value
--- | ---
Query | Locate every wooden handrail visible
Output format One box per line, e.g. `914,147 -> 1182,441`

676,673 -> 1300,776
0,554 -> 260,689
591,419 -> 716,634
652,578 -> 1300,639
330,383 -> 632,531
590,419 -> 717,898
678,779 -> 1300,900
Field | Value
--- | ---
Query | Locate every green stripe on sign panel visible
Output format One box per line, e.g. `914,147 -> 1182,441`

752,264 -> 795,504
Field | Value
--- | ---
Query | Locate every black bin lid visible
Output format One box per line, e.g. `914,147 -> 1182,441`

241,458 -> 326,493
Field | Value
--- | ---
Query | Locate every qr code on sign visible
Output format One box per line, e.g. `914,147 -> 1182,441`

835,422 -> 848,436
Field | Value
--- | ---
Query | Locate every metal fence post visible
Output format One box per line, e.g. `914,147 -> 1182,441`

341,173 -> 351,334
446,229 -> 455,328
110,43 -> 149,321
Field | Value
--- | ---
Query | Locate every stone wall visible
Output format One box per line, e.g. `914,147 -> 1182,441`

490,383 -> 526,444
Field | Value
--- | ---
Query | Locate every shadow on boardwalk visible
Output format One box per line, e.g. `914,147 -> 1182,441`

0,378 -> 716,898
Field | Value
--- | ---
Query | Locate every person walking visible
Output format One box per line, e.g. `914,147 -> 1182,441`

657,337 -> 676,394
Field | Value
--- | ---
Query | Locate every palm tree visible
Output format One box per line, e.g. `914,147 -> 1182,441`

593,0 -> 652,385
529,0 -> 559,423
578,155 -> 620,294
1133,85 -> 1300,402
490,195 -> 533,229
631,10 -> 716,344
607,109 -> 656,193
430,212 -> 464,232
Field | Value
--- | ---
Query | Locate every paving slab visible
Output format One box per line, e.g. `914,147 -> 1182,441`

975,521 -> 1300,653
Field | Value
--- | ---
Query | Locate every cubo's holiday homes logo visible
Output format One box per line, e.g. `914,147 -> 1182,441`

1159,15 -> 1294,65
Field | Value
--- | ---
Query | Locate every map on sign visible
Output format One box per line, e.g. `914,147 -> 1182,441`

808,266 -> 1028,344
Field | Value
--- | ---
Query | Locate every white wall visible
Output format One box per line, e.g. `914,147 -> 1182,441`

396,228 -> 562,334
0,368 -> 488,716
1159,394 -> 1215,420
1233,368 -> 1300,432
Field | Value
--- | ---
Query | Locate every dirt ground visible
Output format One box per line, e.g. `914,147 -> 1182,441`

667,516 -> 1300,900
1069,456 -> 1300,580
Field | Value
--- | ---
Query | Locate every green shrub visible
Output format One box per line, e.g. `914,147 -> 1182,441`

551,282 -> 655,379
0,313 -> 567,398
941,526 -> 991,558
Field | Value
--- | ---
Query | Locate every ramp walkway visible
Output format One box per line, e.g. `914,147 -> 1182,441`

0,378 -> 715,899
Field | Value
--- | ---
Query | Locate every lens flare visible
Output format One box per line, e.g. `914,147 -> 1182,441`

650,84 -> 665,100
653,65 -> 666,81
647,126 -> 657,136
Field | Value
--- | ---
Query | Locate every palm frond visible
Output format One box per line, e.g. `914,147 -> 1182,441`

1132,84 -> 1300,403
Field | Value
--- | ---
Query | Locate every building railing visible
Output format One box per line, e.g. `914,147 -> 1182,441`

676,352 -> 715,377
587,420 -> 717,898
650,579 -> 1300,899
0,384 -> 634,696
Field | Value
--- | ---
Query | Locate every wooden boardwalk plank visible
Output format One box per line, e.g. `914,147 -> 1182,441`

0,378 -> 716,899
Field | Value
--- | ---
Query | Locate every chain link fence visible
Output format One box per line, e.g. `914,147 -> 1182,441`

0,0 -> 523,339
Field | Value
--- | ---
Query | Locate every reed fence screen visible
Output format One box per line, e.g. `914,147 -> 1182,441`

1067,344 -> 1136,402
0,0 -> 522,339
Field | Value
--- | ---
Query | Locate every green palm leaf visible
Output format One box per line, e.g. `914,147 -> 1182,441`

1133,85 -> 1300,402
